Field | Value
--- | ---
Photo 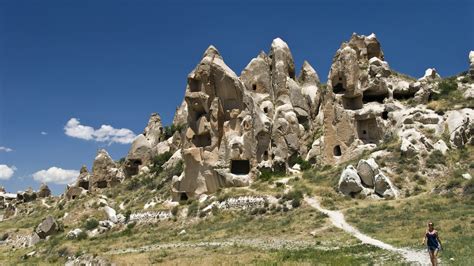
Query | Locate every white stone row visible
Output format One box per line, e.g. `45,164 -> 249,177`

217,196 -> 266,210
129,211 -> 172,223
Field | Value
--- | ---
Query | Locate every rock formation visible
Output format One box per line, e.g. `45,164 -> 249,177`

124,113 -> 165,177
37,183 -> 51,198
61,33 -> 473,201
90,149 -> 124,190
35,215 -> 59,239
339,159 -> 397,199
169,38 -> 322,200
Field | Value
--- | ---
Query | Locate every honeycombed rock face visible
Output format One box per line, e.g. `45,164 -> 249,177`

90,149 -> 124,190
63,33 -> 473,200
170,38 -> 322,200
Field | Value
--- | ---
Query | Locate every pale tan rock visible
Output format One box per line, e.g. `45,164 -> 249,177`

90,149 -> 123,190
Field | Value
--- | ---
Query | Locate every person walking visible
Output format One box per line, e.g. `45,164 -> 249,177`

422,222 -> 442,266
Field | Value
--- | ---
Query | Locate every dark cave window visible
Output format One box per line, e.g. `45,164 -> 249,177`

333,145 -> 342,156
230,160 -> 250,175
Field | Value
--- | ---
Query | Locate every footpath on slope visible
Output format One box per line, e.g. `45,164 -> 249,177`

304,197 -> 431,265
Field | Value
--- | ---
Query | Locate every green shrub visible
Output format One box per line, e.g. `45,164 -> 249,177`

258,168 -> 285,181
150,152 -> 173,174
288,156 -> 312,171
291,198 -> 301,208
463,179 -> 474,195
282,189 -> 304,203
75,231 -> 88,241
162,124 -> 186,140
434,79 -> 458,99
446,178 -> 462,189
426,150 -> 446,168
171,206 -> 179,216
84,218 -> 99,230
187,201 -> 199,217
124,210 -> 132,223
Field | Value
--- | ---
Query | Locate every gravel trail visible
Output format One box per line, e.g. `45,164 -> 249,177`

304,197 -> 431,265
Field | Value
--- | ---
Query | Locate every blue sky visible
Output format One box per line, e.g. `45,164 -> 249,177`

0,0 -> 472,194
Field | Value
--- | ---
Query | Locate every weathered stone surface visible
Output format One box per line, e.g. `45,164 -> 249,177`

37,183 -> 51,198
65,186 -> 86,200
356,158 -> 379,187
66,228 -> 84,239
17,188 -> 37,203
374,173 -> 396,199
35,216 -> 58,239
338,165 -> 364,196
103,206 -> 118,223
90,149 -> 124,190
445,108 -> 474,147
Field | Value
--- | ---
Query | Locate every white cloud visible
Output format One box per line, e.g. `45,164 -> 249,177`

0,146 -> 13,152
64,118 -> 136,144
32,167 -> 79,185
0,165 -> 16,180
41,131 -> 48,135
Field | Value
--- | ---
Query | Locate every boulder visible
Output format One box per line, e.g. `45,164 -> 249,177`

66,228 -> 84,239
37,183 -> 51,198
356,158 -> 379,187
65,186 -> 86,200
418,68 -> 441,82
374,173 -> 396,199
35,216 -> 58,239
338,165 -> 364,196
103,206 -> 118,223
445,109 -> 474,147
17,188 -> 37,203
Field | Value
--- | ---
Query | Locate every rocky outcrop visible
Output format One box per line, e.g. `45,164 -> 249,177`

90,149 -> 124,190
76,165 -> 91,190
17,188 -> 37,203
35,216 -> 59,239
170,38 -> 323,200
124,113 -> 166,177
357,158 -> 379,187
445,109 -> 474,147
37,183 -> 51,198
338,165 -> 364,196
338,159 -> 397,199
74,33 -> 472,201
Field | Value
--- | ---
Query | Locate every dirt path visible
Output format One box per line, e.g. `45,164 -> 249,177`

304,197 -> 431,265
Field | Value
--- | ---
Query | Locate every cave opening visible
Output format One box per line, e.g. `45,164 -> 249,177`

230,160 -> 250,175
342,96 -> 363,110
193,132 -> 212,147
333,83 -> 345,94
78,181 -> 89,190
362,94 -> 386,104
356,118 -> 380,144
333,145 -> 342,156
189,78 -> 200,92
96,181 -> 108,189
382,111 -> 389,120
180,193 -> 188,201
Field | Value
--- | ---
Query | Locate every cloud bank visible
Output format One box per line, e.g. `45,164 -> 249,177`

64,118 -> 136,144
0,146 -> 13,152
32,167 -> 79,184
0,165 -> 16,180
